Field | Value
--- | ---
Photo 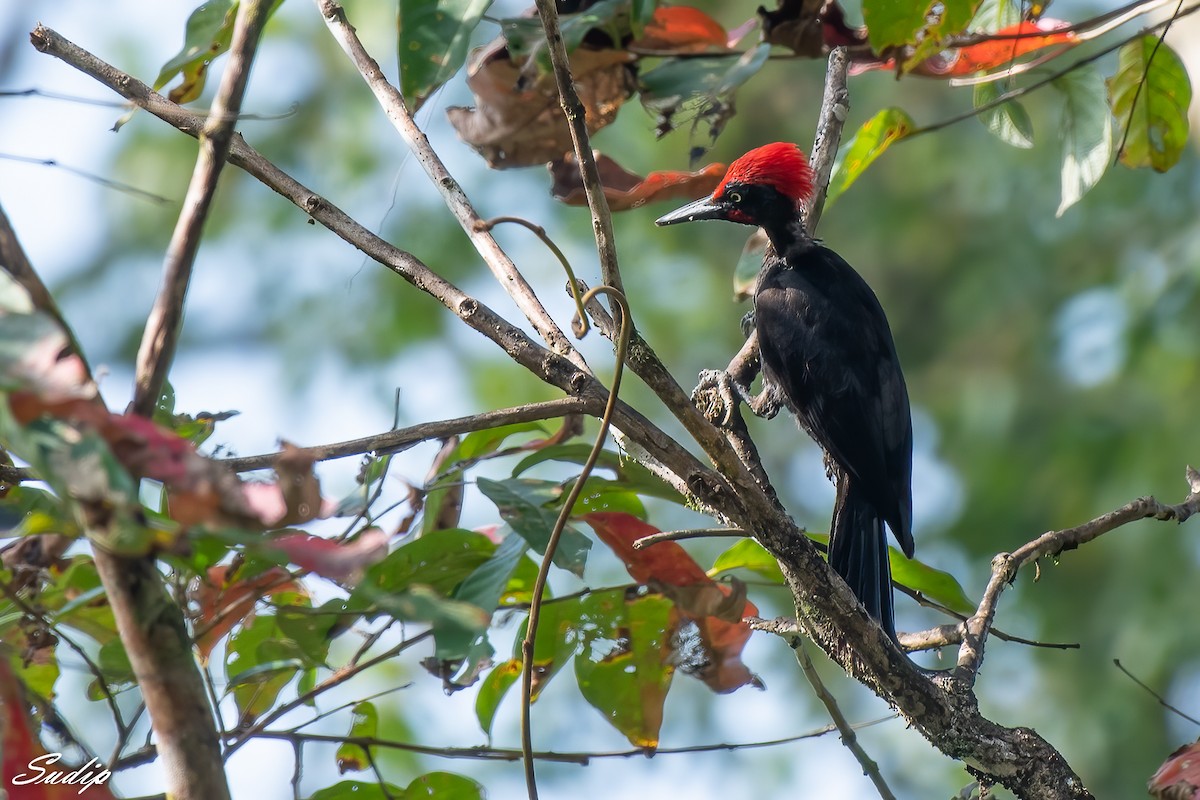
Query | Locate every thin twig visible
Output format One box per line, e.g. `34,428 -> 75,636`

1114,658 -> 1200,725
0,577 -> 126,747
0,152 -> 172,204
520,286 -> 631,800
129,0 -> 271,418
313,0 -> 583,366
222,630 -> 433,760
221,396 -> 601,472
792,637 -> 896,800
247,715 -> 895,763
632,527 -> 746,549
955,467 -> 1200,684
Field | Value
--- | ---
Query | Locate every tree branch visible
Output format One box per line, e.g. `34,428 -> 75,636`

312,0 -> 583,368
532,0 -> 624,301
29,24 -> 727,517
129,0 -> 271,418
805,47 -> 850,233
220,396 -> 601,472
955,466 -> 1200,684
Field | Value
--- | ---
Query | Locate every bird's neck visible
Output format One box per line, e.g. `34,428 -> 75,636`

761,209 -> 811,262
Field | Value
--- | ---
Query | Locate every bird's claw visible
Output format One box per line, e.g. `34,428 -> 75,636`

692,369 -> 751,428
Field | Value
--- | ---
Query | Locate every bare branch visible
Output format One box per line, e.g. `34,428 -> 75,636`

794,639 -> 896,800
805,47 -> 850,234
955,467 -> 1200,684
221,396 -> 601,472
632,527 -> 746,549
313,0 -> 583,367
29,24 -> 724,515
130,0 -> 271,418
246,715 -> 895,763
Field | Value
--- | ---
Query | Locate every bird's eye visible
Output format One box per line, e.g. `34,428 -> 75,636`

728,191 -> 743,204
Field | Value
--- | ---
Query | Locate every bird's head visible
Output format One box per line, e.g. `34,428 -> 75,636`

655,142 -> 815,229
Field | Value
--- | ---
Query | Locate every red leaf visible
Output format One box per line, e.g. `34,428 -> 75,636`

632,6 -> 728,53
269,528 -> 389,584
1150,740 -> 1200,800
581,512 -> 759,692
850,19 -> 1079,78
549,152 -> 725,212
939,20 -> 1079,76
191,565 -> 300,661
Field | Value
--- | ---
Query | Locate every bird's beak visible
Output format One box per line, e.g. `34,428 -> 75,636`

654,196 -> 729,226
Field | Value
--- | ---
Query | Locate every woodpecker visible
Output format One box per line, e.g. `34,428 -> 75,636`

655,142 -> 914,639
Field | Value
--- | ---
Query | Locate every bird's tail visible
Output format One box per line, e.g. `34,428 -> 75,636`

829,475 -> 896,639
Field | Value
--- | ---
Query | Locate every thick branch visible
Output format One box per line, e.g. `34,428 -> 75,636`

221,396 -> 601,472
313,0 -> 583,367
129,0 -> 270,417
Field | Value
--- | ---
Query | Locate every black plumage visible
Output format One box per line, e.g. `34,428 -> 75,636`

656,143 -> 913,638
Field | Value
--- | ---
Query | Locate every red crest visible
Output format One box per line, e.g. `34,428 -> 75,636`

714,142 -> 814,203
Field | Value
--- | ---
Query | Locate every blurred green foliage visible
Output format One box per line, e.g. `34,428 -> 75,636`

4,0 -> 1199,797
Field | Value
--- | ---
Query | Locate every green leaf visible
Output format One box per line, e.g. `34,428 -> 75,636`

502,0 -> 628,61
453,532 -> 527,611
903,0 -> 982,72
153,0 -> 285,104
335,701 -> 378,774
574,590 -> 674,747
399,771 -> 485,799
865,0 -> 980,54
423,421 -> 548,536
10,641 -> 59,699
226,614 -> 299,724
399,0 -> 494,109
475,658 -> 521,738
476,478 -> 591,577
638,44 -> 770,143
369,585 -> 492,640
710,538 -> 784,583
510,595 -> 584,702
154,0 -> 237,103
711,538 -> 975,614
276,600 -> 340,667
890,551 -> 975,615
306,780 -> 405,800
357,529 -> 494,599
1053,64 -> 1113,217
974,81 -> 1034,149
826,108 -> 915,207
970,0 -> 1021,32
1108,35 -> 1192,172
511,444 -> 685,505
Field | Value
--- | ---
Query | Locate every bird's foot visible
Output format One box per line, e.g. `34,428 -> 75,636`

740,310 -> 756,339
692,369 -> 750,428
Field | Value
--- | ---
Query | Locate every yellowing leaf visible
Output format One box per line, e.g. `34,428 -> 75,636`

1108,35 -> 1193,172
826,108 -> 915,207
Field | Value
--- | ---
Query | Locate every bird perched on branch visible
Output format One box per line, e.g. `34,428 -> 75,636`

655,142 -> 914,639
